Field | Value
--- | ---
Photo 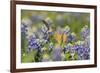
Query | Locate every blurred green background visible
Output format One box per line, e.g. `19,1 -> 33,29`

21,10 -> 90,40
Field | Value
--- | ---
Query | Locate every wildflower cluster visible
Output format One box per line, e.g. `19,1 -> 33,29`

21,17 -> 90,62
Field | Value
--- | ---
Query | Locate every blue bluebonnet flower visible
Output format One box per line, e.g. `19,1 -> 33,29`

21,19 -> 33,39
76,50 -> 83,60
83,36 -> 90,60
41,18 -> 53,43
52,47 -> 62,61
71,32 -> 77,42
67,35 -> 72,43
64,26 -> 71,36
64,43 -> 72,53
83,47 -> 90,59
84,36 -> 90,48
64,43 -> 76,60
83,53 -> 90,59
43,32 -> 49,42
21,23 -> 28,36
36,25 -> 49,43
81,25 -> 90,40
74,41 -> 90,60
63,26 -> 73,43
35,29 -> 45,39
28,34 -> 40,50
67,32 -> 77,43
34,32 -> 48,52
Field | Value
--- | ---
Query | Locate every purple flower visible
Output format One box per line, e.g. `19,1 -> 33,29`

67,36 -> 72,43
21,19 -> 32,39
36,26 -> 49,43
64,43 -> 72,53
52,47 -> 62,61
76,46 -> 85,60
84,36 -> 90,48
83,47 -> 90,59
21,23 -> 28,36
71,32 -> 77,42
28,35 -> 40,50
81,25 -> 90,40
66,32 -> 77,43
64,26 -> 71,36
64,43 -> 76,60
74,41 -> 90,60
